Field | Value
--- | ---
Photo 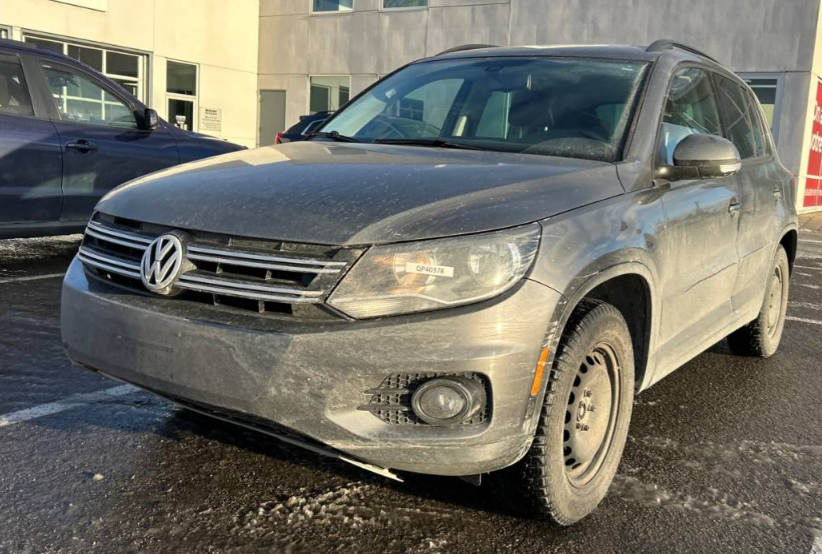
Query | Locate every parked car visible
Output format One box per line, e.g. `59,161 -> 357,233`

62,41 -> 797,525
274,111 -> 332,144
0,38 -> 244,239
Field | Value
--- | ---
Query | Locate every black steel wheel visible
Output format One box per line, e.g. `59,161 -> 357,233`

728,245 -> 790,358
491,299 -> 634,525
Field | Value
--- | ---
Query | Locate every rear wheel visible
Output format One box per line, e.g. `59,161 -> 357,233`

727,245 -> 790,358
491,299 -> 634,525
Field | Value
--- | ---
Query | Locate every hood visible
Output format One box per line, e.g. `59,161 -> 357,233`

96,141 -> 624,246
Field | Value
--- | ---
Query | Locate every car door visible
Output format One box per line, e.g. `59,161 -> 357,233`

37,59 -> 179,223
654,67 -> 742,373
713,73 -> 785,317
0,52 -> 62,227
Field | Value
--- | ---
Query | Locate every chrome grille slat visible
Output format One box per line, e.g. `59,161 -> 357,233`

79,246 -> 142,272
177,273 -> 323,298
85,227 -> 150,251
187,245 -> 347,267
187,252 -> 343,274
78,250 -> 141,279
79,219 -> 352,313
175,282 -> 321,303
86,221 -> 152,247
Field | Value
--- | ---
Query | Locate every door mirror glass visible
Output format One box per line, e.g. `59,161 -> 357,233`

141,108 -> 159,131
668,134 -> 741,180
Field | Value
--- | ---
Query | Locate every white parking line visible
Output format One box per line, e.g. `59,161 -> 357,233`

0,385 -> 137,428
795,265 -> 822,271
811,536 -> 822,554
0,272 -> 65,285
786,316 -> 822,327
799,239 -> 822,244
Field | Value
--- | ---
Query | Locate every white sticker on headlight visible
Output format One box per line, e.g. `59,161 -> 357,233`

405,262 -> 454,278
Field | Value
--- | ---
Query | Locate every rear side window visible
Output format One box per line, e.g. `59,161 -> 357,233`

658,68 -> 722,165
714,74 -> 766,159
0,58 -> 35,117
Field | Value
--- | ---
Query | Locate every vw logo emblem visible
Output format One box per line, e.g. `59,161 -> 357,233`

141,234 -> 185,294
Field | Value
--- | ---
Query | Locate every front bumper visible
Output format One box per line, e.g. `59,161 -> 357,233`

61,257 -> 562,476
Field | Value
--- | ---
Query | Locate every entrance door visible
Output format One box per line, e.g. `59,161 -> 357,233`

259,89 -> 286,146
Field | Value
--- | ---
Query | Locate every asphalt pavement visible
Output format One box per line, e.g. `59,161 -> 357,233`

1,229 -> 821,554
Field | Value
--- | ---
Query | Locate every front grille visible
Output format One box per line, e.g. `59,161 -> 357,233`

359,373 -> 490,426
78,214 -> 360,317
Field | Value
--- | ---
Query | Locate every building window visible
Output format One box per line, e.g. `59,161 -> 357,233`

309,76 -> 350,113
739,73 -> 783,142
383,0 -> 427,8
312,0 -> 353,13
23,35 -> 145,101
0,26 -> 11,40
166,60 -> 198,131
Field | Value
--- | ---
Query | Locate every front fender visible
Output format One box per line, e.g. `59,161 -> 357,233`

529,189 -> 666,393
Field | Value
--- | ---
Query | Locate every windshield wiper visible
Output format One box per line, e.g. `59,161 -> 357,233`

308,130 -> 360,143
373,138 -> 490,151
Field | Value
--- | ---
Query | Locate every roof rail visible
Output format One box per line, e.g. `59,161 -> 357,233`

646,40 -> 719,63
436,43 -> 498,56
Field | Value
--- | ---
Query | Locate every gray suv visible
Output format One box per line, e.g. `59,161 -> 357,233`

61,41 -> 797,524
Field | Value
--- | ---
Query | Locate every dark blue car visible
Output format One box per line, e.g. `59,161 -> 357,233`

0,39 -> 244,239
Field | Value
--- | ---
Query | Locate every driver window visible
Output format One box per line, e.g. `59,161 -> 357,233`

42,64 -> 137,129
658,68 -> 722,165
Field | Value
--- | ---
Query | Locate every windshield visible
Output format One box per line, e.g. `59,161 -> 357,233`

317,57 -> 648,162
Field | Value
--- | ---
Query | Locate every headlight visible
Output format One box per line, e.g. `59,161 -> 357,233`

328,224 -> 541,318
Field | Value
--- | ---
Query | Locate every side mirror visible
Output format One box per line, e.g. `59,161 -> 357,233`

140,108 -> 159,131
669,134 -> 741,180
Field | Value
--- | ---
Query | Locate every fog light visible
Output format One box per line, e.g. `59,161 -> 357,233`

411,377 -> 486,426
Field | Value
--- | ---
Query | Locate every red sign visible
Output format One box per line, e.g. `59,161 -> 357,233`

804,80 -> 822,208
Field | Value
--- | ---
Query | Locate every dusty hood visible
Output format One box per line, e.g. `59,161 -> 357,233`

96,141 -> 624,246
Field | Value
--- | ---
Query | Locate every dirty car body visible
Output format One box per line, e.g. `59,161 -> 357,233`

62,43 -> 797,522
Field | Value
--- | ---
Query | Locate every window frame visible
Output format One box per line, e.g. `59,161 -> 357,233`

379,0 -> 429,11
0,53 -> 36,119
711,70 -> 772,163
165,59 -> 199,132
309,0 -> 354,15
21,33 -> 146,103
38,57 -> 141,130
652,63 -> 724,173
737,72 -> 783,143
0,25 -> 11,40
307,74 -> 351,114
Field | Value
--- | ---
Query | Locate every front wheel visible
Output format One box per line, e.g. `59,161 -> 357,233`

491,299 -> 634,525
727,245 -> 790,358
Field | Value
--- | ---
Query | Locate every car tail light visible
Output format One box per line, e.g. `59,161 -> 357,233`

274,132 -> 284,145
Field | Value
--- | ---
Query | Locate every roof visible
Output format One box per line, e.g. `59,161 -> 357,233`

428,43 -> 721,66
0,38 -> 69,62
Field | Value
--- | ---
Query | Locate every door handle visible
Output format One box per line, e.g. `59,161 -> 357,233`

728,202 -> 742,215
66,140 -> 97,153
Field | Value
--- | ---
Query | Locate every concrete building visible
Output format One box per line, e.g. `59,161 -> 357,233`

258,0 -> 822,213
3,0 -> 822,212
2,0 -> 260,147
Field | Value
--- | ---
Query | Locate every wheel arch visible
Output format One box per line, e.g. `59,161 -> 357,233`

779,227 -> 798,275
543,261 -> 658,394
